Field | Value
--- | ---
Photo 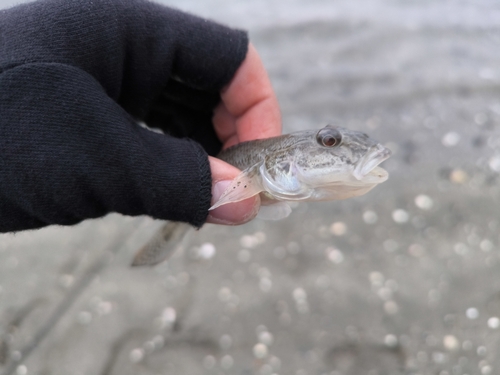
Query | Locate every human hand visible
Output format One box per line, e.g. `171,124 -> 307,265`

207,44 -> 282,225
0,0 -> 278,232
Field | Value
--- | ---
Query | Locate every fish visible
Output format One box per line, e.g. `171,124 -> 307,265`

131,219 -> 191,267
212,125 -> 391,219
131,125 -> 391,266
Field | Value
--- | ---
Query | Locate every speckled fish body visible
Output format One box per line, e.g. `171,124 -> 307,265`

210,125 -> 391,219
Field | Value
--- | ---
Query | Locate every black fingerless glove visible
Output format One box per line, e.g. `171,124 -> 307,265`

0,0 -> 248,231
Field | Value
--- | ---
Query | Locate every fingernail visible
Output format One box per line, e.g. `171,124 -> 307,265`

207,180 -> 259,225
212,180 -> 232,206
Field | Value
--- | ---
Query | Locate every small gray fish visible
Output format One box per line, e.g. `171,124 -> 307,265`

212,125 -> 391,219
132,125 -> 391,266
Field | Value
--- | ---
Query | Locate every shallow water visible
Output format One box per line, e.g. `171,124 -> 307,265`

1,0 -> 500,374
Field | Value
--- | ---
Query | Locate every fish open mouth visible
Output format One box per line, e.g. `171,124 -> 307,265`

353,144 -> 392,182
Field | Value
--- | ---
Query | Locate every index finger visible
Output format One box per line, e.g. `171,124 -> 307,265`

216,43 -> 281,143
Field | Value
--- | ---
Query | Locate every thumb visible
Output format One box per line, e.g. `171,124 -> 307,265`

206,156 -> 261,225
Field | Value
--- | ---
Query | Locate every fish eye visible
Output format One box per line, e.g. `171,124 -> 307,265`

316,127 -> 342,147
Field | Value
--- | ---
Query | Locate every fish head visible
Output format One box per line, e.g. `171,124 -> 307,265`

291,125 -> 392,200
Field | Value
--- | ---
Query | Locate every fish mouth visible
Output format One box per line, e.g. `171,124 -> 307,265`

353,144 -> 392,182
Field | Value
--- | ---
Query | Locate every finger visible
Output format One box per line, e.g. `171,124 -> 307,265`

214,98 -> 280,147
212,102 -> 244,149
233,96 -> 281,142
221,134 -> 240,149
220,43 -> 282,142
206,156 -> 260,225
212,102 -> 236,144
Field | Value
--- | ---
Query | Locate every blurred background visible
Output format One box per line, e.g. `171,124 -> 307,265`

1,0 -> 500,374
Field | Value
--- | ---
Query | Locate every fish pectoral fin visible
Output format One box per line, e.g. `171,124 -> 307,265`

256,201 -> 292,221
209,165 -> 264,210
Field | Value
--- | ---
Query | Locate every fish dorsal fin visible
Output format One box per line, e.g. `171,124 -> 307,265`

209,164 -> 264,210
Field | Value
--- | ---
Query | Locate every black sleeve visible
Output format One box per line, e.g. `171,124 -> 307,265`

0,0 -> 249,232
